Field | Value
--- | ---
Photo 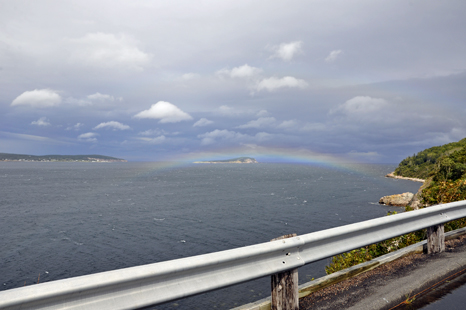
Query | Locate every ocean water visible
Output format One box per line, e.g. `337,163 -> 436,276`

0,162 -> 422,309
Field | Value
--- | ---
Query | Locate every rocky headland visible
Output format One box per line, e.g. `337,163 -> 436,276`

380,172 -> 430,209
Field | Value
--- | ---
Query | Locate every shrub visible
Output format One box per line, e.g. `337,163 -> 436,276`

325,209 -> 425,275
326,140 -> 466,275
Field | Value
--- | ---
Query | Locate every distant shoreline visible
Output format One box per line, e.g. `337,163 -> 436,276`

385,172 -> 425,183
0,160 -> 127,163
0,153 -> 126,163
0,159 -> 127,163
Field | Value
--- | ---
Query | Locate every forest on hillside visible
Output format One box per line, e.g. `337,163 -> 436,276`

394,137 -> 466,205
394,137 -> 466,179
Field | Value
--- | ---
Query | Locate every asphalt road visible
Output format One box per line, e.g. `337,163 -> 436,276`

299,236 -> 466,310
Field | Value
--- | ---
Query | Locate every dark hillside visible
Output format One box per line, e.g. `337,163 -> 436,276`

394,137 -> 466,179
421,146 -> 466,206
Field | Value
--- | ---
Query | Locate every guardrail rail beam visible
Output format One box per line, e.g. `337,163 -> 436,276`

1,200 -> 465,310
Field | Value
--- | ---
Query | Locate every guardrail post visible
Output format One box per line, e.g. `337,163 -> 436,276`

427,224 -> 445,254
271,234 -> 299,310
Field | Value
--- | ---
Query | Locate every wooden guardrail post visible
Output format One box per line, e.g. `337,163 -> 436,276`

271,234 -> 299,310
427,224 -> 445,254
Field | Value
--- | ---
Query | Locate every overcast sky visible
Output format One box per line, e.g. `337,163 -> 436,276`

1,0 -> 466,163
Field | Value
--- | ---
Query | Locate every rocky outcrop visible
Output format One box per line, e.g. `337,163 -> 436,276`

409,177 -> 433,209
379,192 -> 414,207
383,172 -> 430,209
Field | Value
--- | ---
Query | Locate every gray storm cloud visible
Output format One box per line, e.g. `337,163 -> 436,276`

1,0 -> 465,162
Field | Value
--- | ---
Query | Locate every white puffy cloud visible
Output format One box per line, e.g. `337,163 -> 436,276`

270,41 -> 303,61
277,119 -> 298,129
64,92 -> 121,107
217,105 -> 247,117
230,64 -> 262,78
328,96 -> 405,126
68,32 -> 151,71
150,136 -> 166,144
237,117 -> 276,129
216,106 -> 267,118
275,120 -> 327,131
325,50 -> 343,63
217,105 -> 240,116
31,117 -> 51,126
217,64 -> 262,79
257,110 -> 269,117
215,105 -> 265,118
198,129 -> 247,145
11,89 -> 61,107
66,123 -> 84,131
181,73 -> 201,80
134,101 -> 193,123
138,129 -> 168,136
93,121 -> 131,131
330,96 -> 388,115
88,92 -> 121,101
254,132 -> 273,141
78,132 -> 98,142
256,76 -> 308,92
193,118 -> 214,127
65,97 -> 92,106
138,135 -> 166,144
300,122 -> 326,131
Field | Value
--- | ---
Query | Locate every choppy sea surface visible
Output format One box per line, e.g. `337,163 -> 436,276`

0,162 -> 422,309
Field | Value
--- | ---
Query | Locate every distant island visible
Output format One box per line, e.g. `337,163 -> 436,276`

194,157 -> 258,164
0,153 -> 127,163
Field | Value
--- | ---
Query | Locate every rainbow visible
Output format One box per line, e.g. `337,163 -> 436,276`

135,145 -> 366,175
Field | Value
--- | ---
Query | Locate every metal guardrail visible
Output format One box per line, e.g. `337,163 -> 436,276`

1,200 -> 466,310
